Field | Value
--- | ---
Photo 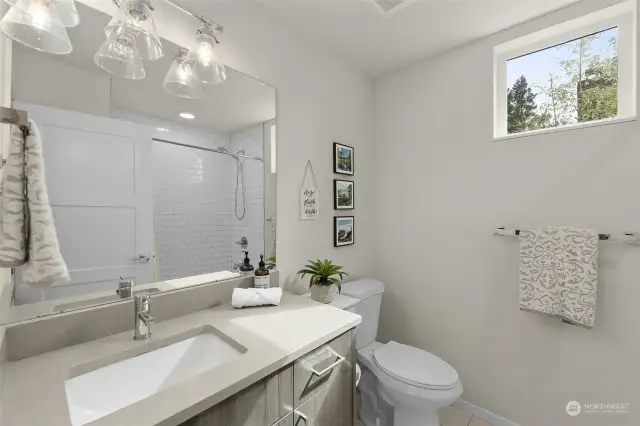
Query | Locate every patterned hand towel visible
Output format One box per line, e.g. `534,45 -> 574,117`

519,227 -> 598,329
0,121 -> 69,287
0,125 -> 28,267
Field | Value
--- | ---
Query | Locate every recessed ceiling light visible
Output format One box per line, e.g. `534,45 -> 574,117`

179,112 -> 195,119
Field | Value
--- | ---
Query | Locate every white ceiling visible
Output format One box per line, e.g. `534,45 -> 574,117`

244,0 -> 583,76
22,3 -> 275,133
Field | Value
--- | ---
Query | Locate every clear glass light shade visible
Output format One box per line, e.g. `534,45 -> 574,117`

94,25 -> 145,80
105,0 -> 162,61
0,0 -> 72,54
189,30 -> 226,85
3,0 -> 79,27
163,49 -> 203,99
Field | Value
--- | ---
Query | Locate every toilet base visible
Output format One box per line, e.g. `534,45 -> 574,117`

394,407 -> 439,426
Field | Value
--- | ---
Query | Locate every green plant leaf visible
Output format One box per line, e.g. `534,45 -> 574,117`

297,259 -> 349,291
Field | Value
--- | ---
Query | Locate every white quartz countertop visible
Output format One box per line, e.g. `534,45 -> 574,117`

0,294 -> 361,426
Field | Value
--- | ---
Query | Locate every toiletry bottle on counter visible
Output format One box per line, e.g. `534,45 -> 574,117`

239,251 -> 254,276
254,255 -> 270,288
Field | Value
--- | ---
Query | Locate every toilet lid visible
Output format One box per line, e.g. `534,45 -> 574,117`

373,341 -> 458,390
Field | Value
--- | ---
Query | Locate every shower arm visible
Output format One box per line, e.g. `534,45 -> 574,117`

152,138 -> 263,162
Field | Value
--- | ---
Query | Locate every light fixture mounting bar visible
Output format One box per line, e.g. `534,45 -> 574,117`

111,0 -> 223,33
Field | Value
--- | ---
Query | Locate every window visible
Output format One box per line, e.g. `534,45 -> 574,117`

494,1 -> 636,138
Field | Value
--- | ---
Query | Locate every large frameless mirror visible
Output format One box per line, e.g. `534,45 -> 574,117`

3,1 -> 276,323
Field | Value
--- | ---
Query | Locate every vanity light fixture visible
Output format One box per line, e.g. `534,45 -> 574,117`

105,0 -> 163,61
163,48 -> 203,99
188,24 -> 226,85
179,112 -> 195,119
1,0 -> 227,92
0,0 -> 73,54
94,24 -> 145,80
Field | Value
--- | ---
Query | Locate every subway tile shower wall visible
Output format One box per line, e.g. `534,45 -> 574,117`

112,109 -> 266,280
230,124 -> 266,265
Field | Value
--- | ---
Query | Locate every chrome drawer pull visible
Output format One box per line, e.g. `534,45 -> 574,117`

310,348 -> 345,377
294,410 -> 309,425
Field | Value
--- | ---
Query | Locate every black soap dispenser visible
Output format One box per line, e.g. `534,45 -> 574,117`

239,251 -> 254,276
254,255 -> 270,289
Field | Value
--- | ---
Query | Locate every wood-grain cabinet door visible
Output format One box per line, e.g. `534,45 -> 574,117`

273,413 -> 293,426
181,365 -> 293,426
293,371 -> 353,426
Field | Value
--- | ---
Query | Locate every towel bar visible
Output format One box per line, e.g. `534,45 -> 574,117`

0,106 -> 28,127
0,107 -> 30,169
494,227 -> 640,244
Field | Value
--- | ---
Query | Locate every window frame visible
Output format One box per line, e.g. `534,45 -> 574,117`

493,1 -> 637,139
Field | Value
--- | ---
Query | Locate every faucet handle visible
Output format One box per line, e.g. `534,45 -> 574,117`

135,293 -> 151,306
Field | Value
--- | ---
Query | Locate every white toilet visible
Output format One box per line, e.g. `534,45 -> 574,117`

335,279 -> 463,426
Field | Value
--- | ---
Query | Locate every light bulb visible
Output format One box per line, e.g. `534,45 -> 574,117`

197,39 -> 213,66
188,26 -> 226,85
177,61 -> 194,83
29,0 -> 51,27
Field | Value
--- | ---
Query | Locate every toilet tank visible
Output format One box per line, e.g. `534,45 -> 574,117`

341,279 -> 385,350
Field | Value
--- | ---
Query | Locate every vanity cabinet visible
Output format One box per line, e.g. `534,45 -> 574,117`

181,330 -> 355,426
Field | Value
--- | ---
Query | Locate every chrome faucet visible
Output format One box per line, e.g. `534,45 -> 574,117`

134,294 -> 154,341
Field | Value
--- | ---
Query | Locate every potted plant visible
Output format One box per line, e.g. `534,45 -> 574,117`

298,259 -> 348,304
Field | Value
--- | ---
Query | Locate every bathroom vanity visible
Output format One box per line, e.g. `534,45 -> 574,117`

0,292 -> 361,426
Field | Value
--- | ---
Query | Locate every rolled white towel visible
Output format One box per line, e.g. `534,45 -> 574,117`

232,287 -> 283,308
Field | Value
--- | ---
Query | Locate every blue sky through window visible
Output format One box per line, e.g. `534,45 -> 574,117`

507,27 -> 618,108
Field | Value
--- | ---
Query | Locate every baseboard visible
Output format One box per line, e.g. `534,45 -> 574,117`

452,399 -> 520,426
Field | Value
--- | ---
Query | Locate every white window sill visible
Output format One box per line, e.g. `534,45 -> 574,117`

494,116 -> 637,142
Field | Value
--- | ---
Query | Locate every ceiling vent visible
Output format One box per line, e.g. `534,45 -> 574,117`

374,0 -> 408,13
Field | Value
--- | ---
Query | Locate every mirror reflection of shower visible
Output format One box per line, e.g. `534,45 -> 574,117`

222,147 -> 247,221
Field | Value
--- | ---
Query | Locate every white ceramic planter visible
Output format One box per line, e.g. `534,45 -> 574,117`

310,285 -> 335,304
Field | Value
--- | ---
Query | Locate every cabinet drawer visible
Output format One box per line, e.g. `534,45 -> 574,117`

293,370 -> 353,426
181,364 -> 293,426
293,330 -> 354,407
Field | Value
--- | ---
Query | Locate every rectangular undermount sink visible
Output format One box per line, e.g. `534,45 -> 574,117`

64,326 -> 246,426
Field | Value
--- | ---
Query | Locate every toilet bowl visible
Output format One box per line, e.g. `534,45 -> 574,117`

335,279 -> 463,426
358,342 -> 462,426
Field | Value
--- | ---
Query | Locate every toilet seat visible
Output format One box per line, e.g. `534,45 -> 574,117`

373,341 -> 458,391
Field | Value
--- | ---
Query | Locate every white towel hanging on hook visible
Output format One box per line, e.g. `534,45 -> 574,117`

300,160 -> 319,220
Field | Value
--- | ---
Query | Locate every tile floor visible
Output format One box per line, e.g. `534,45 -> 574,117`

438,405 -> 493,426
355,405 -> 494,426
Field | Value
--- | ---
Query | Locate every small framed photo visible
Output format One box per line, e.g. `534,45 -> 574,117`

334,179 -> 354,210
334,216 -> 355,247
334,143 -> 354,175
